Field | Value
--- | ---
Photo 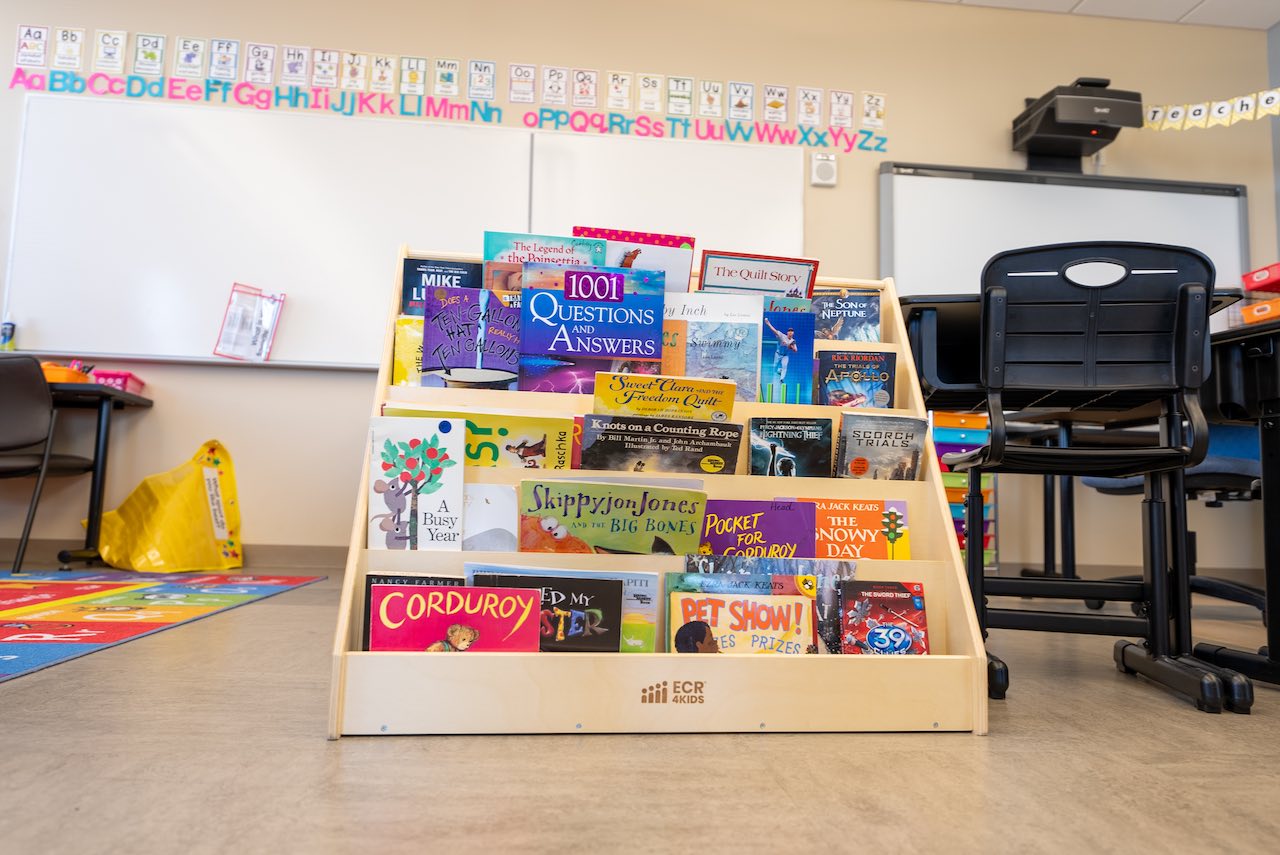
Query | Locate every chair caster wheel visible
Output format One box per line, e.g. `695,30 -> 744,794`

1084,599 -> 1104,610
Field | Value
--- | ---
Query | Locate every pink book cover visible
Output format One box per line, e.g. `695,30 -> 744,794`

572,226 -> 695,249
367,584 -> 541,652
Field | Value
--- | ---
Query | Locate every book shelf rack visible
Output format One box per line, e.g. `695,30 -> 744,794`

328,248 -> 989,737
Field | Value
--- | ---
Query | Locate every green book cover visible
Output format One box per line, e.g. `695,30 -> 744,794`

518,480 -> 706,555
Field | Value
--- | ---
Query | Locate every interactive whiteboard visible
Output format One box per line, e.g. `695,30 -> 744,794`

880,162 -> 1248,297
3,95 -> 533,367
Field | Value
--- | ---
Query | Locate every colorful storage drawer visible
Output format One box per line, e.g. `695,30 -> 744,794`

933,427 -> 990,446
946,486 -> 993,504
942,473 -> 994,490
933,412 -> 989,429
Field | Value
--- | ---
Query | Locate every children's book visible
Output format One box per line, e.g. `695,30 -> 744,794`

662,292 -> 762,402
367,416 -> 464,551
698,250 -> 819,299
518,266 -> 664,394
471,572 -> 624,652
392,317 -> 423,387
381,406 -> 574,470
592,373 -> 736,423
519,480 -> 706,555
521,262 -> 665,296
483,260 -> 523,293
578,414 -> 743,476
462,484 -> 517,552
465,563 -> 660,652
664,571 -> 817,598
366,583 -> 540,652
684,554 -> 857,654
573,226 -> 696,293
760,304 -> 815,404
748,417 -> 833,477
401,258 -> 484,314
421,286 -> 520,390
361,573 -> 463,650
699,500 -> 817,558
664,572 -> 819,652
463,563 -> 660,650
803,498 -> 911,560
839,580 -> 929,655
835,414 -> 927,480
811,291 -> 881,342
669,591 -> 815,654
483,231 -> 606,266
817,350 -> 896,408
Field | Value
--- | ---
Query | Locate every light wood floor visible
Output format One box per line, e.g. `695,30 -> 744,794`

1,552 -> 1277,855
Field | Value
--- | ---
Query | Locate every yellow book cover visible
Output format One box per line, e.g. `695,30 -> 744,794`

392,316 -> 423,386
669,590 -> 814,654
380,406 -> 573,469
592,372 -> 735,422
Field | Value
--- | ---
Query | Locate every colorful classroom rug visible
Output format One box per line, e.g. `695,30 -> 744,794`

0,569 -> 323,682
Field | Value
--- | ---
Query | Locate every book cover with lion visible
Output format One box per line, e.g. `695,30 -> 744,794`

518,480 -> 706,555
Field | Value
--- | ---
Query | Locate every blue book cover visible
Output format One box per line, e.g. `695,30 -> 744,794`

518,267 -> 664,394
812,291 -> 881,342
463,562 -> 659,652
817,350 -> 896,408
759,304 -> 815,404
401,258 -> 484,315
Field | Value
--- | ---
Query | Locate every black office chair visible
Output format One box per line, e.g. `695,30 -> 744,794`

943,242 -> 1251,713
1081,426 -> 1265,617
0,355 -> 94,573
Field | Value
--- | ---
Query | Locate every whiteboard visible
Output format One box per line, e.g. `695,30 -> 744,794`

4,96 -> 532,366
531,133 -> 804,265
880,163 -> 1248,298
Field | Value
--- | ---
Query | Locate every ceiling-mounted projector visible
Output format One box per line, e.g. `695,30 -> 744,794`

1012,77 -> 1143,172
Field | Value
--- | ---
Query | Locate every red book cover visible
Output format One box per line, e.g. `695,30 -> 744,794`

839,580 -> 929,654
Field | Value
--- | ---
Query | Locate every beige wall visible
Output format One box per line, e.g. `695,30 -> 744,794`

0,0 -> 1272,567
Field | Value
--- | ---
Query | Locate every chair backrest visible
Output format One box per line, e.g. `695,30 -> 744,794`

0,355 -> 55,451
981,242 -> 1214,394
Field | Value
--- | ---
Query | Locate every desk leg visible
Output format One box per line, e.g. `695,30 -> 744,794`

1058,424 -> 1077,579
56,398 -> 113,568
1195,399 -> 1280,684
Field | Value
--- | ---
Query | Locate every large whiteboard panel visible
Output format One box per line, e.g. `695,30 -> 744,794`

4,96 -> 532,366
881,164 -> 1248,297
531,133 -> 804,264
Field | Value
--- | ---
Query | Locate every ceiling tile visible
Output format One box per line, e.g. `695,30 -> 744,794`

958,0 -> 1080,11
1071,0 -> 1202,24
1180,0 -> 1280,29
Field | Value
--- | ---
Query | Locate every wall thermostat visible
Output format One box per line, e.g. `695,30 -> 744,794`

810,153 -> 837,187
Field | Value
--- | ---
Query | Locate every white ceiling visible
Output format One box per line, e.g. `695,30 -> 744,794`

910,0 -> 1280,30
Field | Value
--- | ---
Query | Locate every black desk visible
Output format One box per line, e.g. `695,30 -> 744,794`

1193,320 -> 1280,683
47,383 -> 153,566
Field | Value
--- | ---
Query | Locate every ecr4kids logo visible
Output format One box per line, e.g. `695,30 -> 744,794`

639,679 -> 706,705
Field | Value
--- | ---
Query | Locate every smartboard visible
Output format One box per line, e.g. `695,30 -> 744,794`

531,133 -> 804,265
3,96 -> 533,367
880,162 -> 1248,297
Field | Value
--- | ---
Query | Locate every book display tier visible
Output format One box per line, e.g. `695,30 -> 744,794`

328,247 -> 988,737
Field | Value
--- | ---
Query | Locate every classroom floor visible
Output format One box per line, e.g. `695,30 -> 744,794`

1,550 -> 1276,855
